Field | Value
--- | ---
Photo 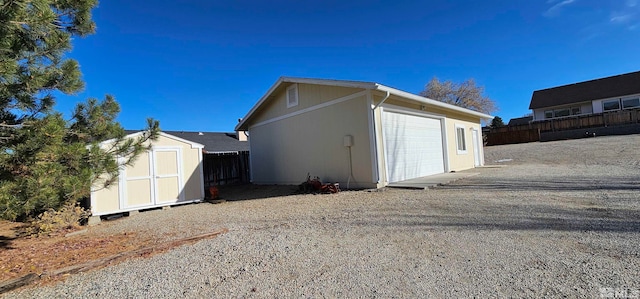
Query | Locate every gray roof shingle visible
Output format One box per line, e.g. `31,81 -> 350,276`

125,130 -> 249,153
507,116 -> 533,126
529,71 -> 640,109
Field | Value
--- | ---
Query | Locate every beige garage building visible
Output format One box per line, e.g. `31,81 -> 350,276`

235,77 -> 493,189
90,131 -> 205,217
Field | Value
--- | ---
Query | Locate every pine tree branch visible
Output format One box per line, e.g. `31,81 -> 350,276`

0,123 -> 23,128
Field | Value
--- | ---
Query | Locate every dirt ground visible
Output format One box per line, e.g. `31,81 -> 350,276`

0,220 -> 143,282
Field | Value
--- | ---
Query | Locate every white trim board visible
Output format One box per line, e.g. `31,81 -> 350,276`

101,131 -> 204,149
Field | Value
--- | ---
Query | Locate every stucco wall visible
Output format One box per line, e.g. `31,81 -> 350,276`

249,93 -> 376,188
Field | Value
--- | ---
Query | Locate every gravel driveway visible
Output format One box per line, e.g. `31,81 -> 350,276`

5,135 -> 640,298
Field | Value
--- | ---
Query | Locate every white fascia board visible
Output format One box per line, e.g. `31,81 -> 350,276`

157,132 -> 205,149
374,85 -> 494,120
99,131 -> 204,149
280,77 -> 378,89
235,77 -> 287,131
235,77 -> 378,131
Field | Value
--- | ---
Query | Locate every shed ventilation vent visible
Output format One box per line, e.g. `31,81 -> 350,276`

286,84 -> 298,108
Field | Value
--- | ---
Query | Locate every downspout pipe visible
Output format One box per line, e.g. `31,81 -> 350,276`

370,89 -> 390,187
372,90 -> 391,110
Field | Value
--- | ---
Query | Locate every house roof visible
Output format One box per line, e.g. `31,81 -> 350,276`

235,76 -> 494,131
163,131 -> 249,153
124,130 -> 248,153
508,116 -> 533,126
529,71 -> 640,110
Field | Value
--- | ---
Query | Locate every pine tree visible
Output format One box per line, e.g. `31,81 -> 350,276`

0,1 -> 159,220
491,116 -> 505,127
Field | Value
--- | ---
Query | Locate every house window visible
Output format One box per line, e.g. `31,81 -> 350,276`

286,84 -> 298,108
544,111 -> 553,119
456,126 -> 467,154
553,108 -> 570,118
571,107 -> 581,115
622,98 -> 640,109
603,99 -> 620,112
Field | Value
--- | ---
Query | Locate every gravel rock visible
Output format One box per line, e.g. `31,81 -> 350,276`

5,134 -> 640,298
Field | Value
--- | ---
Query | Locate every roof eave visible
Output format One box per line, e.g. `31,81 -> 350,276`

374,85 -> 494,120
236,77 -> 494,131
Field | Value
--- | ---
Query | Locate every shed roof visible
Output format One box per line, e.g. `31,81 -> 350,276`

235,76 -> 494,131
529,71 -> 640,109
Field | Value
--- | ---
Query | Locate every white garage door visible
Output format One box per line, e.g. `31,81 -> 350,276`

382,110 -> 445,182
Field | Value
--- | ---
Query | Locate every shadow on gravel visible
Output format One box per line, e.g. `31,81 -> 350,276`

353,205 -> 640,233
418,217 -> 640,232
438,177 -> 639,192
216,184 -> 298,202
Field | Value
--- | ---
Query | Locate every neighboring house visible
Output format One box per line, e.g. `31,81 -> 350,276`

507,116 -> 533,126
162,131 -> 250,186
90,132 -> 205,218
530,71 -> 640,121
235,77 -> 493,189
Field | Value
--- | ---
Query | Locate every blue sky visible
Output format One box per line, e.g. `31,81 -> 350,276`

57,0 -> 640,131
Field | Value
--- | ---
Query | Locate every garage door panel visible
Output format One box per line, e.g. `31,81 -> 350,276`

383,111 -> 445,183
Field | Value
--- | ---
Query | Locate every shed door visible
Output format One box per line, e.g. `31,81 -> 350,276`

382,110 -> 445,182
122,151 -> 154,209
153,148 -> 183,204
120,148 -> 183,210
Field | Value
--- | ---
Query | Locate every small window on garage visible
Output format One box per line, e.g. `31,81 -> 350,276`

286,84 -> 298,108
603,99 -> 620,112
622,98 -> 640,109
456,125 -> 467,154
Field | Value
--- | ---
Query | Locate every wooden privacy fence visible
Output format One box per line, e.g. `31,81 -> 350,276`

486,129 -> 540,146
486,108 -> 640,145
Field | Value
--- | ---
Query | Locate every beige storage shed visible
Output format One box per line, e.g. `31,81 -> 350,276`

90,131 -> 205,216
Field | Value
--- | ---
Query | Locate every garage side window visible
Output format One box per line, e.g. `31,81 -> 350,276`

456,125 -> 467,154
286,84 -> 299,108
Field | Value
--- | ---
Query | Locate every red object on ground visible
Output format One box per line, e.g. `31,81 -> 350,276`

209,186 -> 219,199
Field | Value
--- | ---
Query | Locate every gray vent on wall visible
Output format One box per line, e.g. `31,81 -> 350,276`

287,84 -> 298,108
